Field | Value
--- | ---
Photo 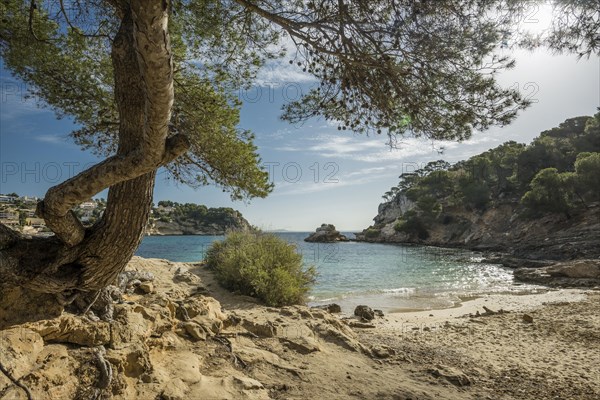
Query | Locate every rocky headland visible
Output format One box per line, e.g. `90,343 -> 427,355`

356,194 -> 600,266
146,207 -> 252,236
356,115 -> 600,268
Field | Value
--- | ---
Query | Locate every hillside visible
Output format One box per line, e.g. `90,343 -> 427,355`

146,202 -> 253,235
356,114 -> 600,262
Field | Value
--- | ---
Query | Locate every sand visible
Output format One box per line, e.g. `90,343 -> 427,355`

1,258 -> 599,400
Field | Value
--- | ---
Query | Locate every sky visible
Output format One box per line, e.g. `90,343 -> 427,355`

1,10 -> 599,231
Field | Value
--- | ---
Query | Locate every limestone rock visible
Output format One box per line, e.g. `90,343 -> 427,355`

24,314 -> 110,346
280,336 -> 321,354
0,328 -> 44,379
354,305 -> 375,321
514,259 -> 600,287
138,282 -> 154,294
371,345 -> 396,359
182,321 -> 208,341
429,365 -> 471,386
242,319 -> 278,338
0,287 -> 63,329
304,224 -> 349,242
312,303 -> 342,313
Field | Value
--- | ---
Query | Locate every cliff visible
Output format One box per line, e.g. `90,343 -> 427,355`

356,199 -> 600,261
146,206 -> 252,235
356,115 -> 600,262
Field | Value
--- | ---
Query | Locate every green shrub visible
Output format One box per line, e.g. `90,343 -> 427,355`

205,232 -> 316,306
364,228 -> 380,238
521,167 -> 571,217
394,213 -> 429,240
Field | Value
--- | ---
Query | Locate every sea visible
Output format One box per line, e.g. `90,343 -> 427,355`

136,232 -> 542,312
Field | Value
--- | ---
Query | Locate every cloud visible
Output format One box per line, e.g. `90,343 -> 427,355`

34,134 -> 70,145
271,164 -> 398,196
255,61 -> 317,87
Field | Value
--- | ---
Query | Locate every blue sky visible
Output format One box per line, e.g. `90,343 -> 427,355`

1,34 -> 599,231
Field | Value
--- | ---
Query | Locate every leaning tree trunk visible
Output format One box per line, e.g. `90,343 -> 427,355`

0,1 -> 188,300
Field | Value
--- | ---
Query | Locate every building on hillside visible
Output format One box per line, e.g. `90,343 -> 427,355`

26,217 -> 46,228
19,209 -> 36,217
20,196 -> 38,204
0,211 -> 18,220
0,195 -> 17,203
79,201 -> 97,210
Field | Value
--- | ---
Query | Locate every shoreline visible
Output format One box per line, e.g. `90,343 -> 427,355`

4,256 -> 598,399
381,288 -> 590,327
307,283 -> 551,314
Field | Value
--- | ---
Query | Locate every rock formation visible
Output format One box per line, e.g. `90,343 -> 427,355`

146,209 -> 252,235
514,259 -> 600,287
356,202 -> 600,263
0,257 -> 377,400
304,224 -> 349,243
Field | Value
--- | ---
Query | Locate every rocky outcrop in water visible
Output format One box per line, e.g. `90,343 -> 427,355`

304,224 -> 349,243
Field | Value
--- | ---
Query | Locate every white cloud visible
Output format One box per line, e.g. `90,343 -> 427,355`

255,61 -> 317,87
34,134 -> 69,145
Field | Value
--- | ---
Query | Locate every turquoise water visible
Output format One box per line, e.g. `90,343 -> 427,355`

136,233 -> 536,311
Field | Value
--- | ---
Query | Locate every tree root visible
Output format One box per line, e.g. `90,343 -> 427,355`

94,346 -> 112,390
0,359 -> 33,400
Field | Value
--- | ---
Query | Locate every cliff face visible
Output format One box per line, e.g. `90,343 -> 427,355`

373,194 -> 415,226
356,200 -> 600,261
146,210 -> 252,236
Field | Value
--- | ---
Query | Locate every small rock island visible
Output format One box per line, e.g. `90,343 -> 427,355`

304,224 -> 349,243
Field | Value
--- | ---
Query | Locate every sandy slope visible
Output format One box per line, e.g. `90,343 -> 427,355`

1,257 -> 598,399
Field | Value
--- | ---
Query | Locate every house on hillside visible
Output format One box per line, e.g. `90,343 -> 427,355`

79,201 -> 97,210
0,195 -> 17,203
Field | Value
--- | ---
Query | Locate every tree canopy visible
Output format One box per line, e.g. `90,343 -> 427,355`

379,113 -> 600,237
2,0 -> 597,197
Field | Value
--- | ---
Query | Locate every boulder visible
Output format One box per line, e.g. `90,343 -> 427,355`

280,336 -> 321,354
354,305 -> 375,321
304,224 -> 349,243
312,303 -> 342,313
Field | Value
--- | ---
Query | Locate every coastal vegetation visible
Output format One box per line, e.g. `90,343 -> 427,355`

377,114 -> 600,240
205,232 -> 316,306
148,201 -> 252,235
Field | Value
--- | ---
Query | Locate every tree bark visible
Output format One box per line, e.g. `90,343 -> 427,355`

0,0 -> 186,297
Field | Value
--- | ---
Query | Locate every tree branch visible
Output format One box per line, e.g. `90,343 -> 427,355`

38,134 -> 189,247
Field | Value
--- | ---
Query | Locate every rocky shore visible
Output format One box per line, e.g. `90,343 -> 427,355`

356,196 -> 600,265
1,257 -> 599,399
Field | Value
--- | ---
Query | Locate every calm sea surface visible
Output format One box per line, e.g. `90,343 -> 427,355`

136,232 -> 540,312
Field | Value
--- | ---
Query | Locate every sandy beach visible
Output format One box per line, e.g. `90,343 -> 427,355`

1,257 -> 599,399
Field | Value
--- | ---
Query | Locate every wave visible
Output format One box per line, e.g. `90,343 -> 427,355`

382,287 -> 416,295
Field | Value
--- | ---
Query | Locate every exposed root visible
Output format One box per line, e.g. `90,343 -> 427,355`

0,359 -> 33,400
95,345 -> 112,390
